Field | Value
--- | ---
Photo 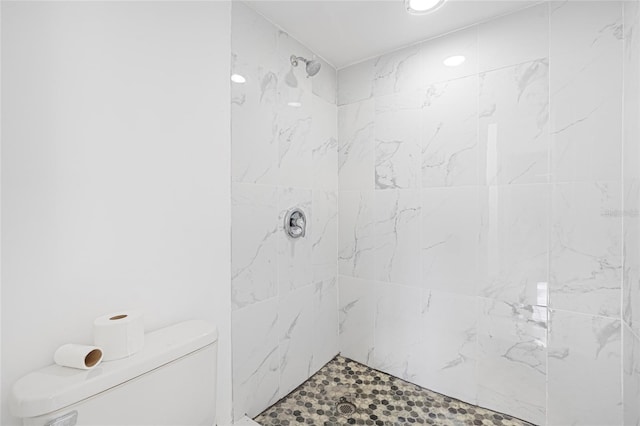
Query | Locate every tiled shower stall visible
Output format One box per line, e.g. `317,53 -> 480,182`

230,2 -> 339,419
230,2 -> 640,425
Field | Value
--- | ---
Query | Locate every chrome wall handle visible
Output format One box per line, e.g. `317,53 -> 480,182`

284,207 -> 306,239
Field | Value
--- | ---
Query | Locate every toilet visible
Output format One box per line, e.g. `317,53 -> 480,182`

10,320 -> 218,426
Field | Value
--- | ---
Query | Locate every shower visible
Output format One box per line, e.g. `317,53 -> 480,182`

290,54 -> 321,77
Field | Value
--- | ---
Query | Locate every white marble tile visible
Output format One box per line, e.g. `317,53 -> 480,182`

547,310 -> 622,426
273,27 -> 320,190
231,183 -> 278,310
478,184 -> 549,307
277,90 -> 314,189
421,186 -> 480,296
338,275 -> 375,365
476,298 -> 547,425
312,57 -> 337,105
337,58 -> 374,106
312,190 -> 337,285
550,182 -> 622,317
230,3 -> 280,186
311,278 -> 339,373
276,30 -> 313,96
338,190 -> 376,280
339,41 -> 425,105
231,79 -> 279,184
422,75 -> 478,188
479,59 -> 550,185
371,281 -> 422,381
624,325 -> 640,426
231,2 -> 278,71
413,289 -> 477,405
232,298 -> 280,419
372,43 -> 423,98
421,26 -> 478,87
310,95 -> 338,191
230,3 -> 338,420
231,83 -> 279,185
623,0 -> 640,339
550,1 -> 623,183
374,92 -> 422,189
338,99 -> 375,191
232,4 -> 332,190
277,283 -> 315,398
478,3 -> 548,73
624,0 -> 640,182
374,189 -> 421,286
625,179 -> 640,336
278,187 -> 313,296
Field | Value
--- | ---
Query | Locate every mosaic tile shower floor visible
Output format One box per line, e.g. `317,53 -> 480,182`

254,356 -> 533,426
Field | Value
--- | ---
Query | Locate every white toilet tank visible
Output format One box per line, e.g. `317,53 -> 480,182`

10,320 -> 218,426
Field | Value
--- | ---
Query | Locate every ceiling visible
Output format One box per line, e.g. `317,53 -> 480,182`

245,0 -> 538,69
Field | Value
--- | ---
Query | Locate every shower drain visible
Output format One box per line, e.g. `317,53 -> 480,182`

335,397 -> 357,417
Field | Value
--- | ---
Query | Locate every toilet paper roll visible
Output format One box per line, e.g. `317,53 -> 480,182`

54,344 -> 103,370
93,311 -> 144,361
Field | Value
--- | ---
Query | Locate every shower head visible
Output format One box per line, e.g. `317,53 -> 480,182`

305,59 -> 321,77
290,55 -> 321,78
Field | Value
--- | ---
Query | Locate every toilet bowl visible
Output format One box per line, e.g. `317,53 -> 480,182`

10,320 -> 218,426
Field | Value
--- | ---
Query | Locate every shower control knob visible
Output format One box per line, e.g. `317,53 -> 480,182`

284,207 -> 306,239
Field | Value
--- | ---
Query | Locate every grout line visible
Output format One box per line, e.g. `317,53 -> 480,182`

625,322 -> 640,343
545,2 -> 551,424
548,307 -> 627,322
621,1 -> 627,420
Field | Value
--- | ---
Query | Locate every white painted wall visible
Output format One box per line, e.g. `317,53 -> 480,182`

0,2 -> 232,425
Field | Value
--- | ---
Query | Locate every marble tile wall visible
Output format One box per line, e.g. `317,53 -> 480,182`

230,3 -> 338,421
337,2 -> 637,425
624,0 -> 640,424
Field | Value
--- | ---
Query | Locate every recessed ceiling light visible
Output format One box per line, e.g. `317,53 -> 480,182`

443,55 -> 466,67
287,101 -> 302,108
405,0 -> 447,15
230,74 -> 246,84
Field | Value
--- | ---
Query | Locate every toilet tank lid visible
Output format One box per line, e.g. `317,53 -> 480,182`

10,320 -> 218,419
